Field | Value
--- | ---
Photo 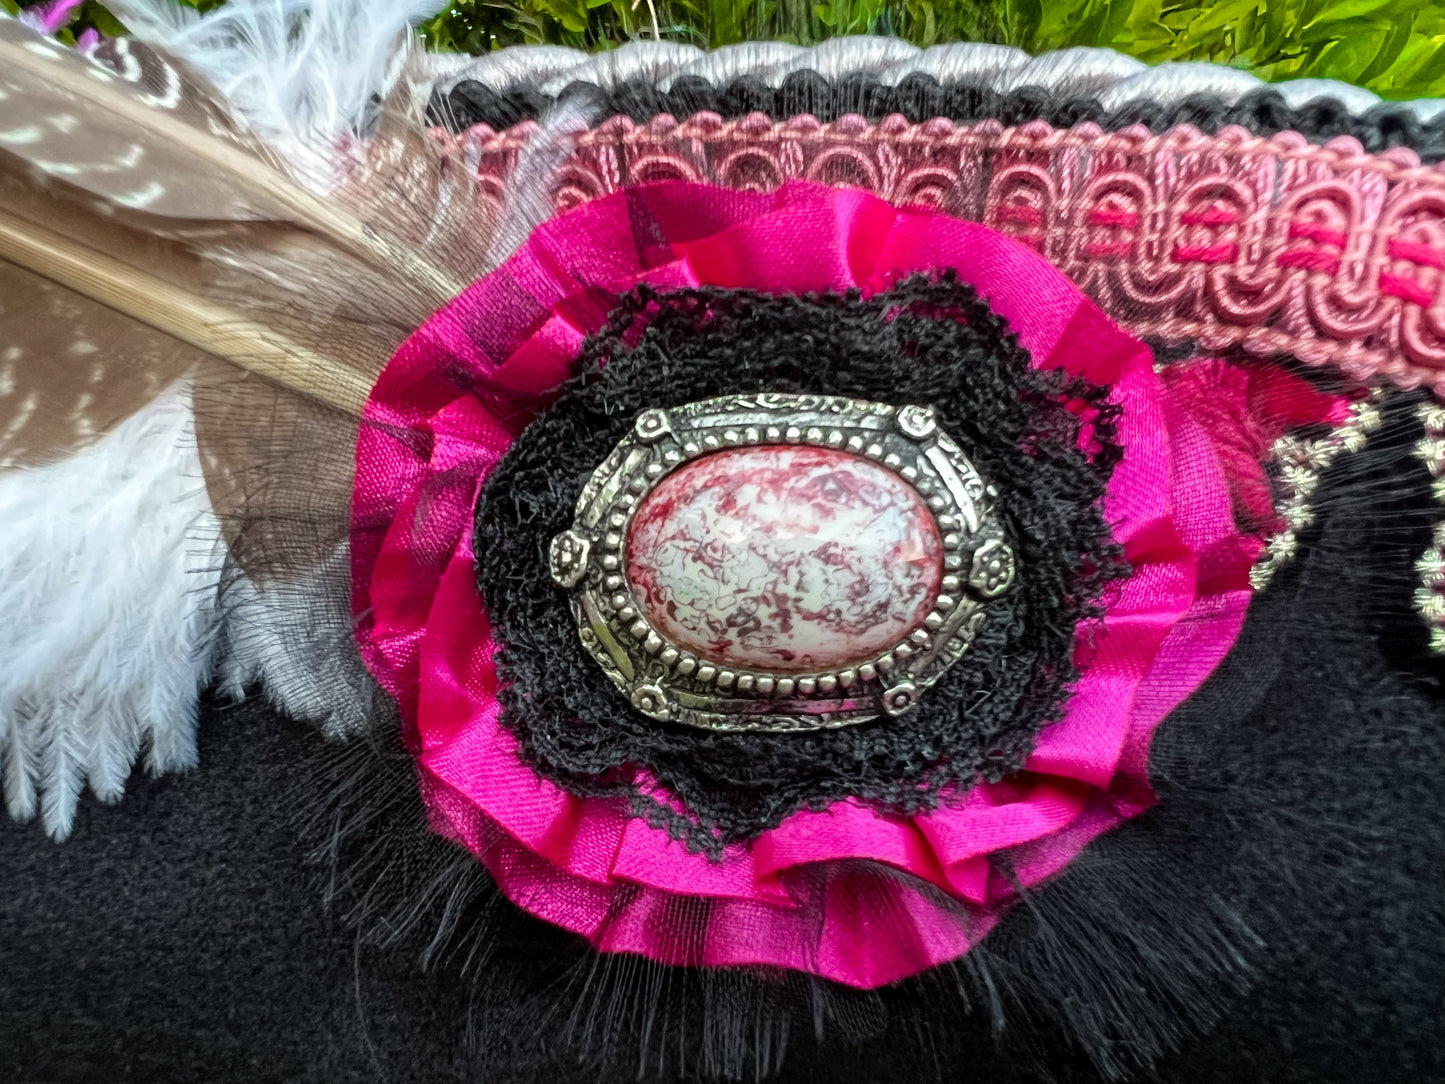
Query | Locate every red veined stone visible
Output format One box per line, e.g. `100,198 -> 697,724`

625,445 -> 943,673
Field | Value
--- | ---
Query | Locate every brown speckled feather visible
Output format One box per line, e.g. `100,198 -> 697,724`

0,259 -> 208,469
0,16 -> 492,426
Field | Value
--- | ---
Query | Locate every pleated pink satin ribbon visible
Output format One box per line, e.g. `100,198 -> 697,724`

351,180 -> 1257,988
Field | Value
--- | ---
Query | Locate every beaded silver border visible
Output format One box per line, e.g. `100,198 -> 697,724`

1413,401 -> 1445,653
549,394 -> 1016,732
1251,390 -> 1384,591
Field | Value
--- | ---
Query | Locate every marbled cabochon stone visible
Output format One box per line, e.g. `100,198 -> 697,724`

625,445 -> 943,672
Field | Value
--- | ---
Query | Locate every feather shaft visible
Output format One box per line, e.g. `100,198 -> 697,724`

0,208 -> 371,413
0,18 -> 464,303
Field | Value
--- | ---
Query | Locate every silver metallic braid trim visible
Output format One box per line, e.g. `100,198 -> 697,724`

427,39 -> 1445,122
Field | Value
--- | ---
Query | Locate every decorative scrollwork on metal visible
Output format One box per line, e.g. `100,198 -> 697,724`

550,394 -> 1016,732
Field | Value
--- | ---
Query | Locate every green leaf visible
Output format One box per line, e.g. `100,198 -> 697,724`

78,0 -> 127,35
999,0 -> 1042,51
1353,17 -> 1414,85
1180,0 -> 1263,39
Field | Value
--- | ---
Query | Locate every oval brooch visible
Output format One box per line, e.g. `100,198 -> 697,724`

550,394 -> 1016,731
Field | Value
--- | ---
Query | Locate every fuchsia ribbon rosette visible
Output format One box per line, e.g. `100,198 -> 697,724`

351,180 -> 1261,989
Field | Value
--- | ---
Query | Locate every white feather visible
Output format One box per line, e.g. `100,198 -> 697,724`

0,380 -> 222,840
105,0 -> 448,187
215,542 -> 380,739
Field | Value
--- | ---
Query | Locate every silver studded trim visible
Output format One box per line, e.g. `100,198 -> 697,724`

550,394 -> 1016,732
1413,402 -> 1445,654
1251,390 -> 1384,592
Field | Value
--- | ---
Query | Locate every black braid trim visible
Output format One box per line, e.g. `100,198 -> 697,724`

429,72 -> 1445,162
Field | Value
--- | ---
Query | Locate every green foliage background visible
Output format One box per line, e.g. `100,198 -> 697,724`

7,0 -> 1445,101
416,0 -> 1445,100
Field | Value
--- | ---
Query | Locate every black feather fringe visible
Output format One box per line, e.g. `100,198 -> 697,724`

295,385 -> 1444,1082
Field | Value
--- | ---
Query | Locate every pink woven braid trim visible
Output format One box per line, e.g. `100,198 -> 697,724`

450,112 -> 1445,395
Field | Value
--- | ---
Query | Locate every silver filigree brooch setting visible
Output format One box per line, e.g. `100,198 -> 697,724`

550,394 -> 1015,732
